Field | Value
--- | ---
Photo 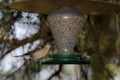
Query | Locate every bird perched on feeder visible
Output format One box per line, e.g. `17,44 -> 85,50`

15,42 -> 52,61
82,47 -> 94,60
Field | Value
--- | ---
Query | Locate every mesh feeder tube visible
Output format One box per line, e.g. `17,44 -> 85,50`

42,8 -> 90,64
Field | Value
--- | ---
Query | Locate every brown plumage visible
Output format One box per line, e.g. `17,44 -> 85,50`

31,43 -> 51,60
15,43 -> 51,61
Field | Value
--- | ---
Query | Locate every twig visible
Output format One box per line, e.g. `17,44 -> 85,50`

48,65 -> 62,80
0,47 -> 16,60
80,65 -> 88,80
25,60 -> 32,80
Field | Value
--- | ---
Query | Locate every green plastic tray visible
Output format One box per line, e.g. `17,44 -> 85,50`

41,54 -> 90,64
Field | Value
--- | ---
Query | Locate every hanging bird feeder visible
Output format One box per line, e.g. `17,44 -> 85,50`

45,8 -> 86,64
9,0 -> 120,64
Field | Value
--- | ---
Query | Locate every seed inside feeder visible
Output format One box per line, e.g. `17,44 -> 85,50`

48,8 -> 84,54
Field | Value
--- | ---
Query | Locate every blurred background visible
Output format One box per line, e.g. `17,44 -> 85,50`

0,0 -> 120,80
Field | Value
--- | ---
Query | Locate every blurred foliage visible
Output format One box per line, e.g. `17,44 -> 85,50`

77,14 -> 118,80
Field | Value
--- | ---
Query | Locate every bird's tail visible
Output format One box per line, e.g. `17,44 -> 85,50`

14,54 -> 31,59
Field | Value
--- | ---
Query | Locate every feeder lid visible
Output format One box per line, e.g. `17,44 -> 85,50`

9,0 -> 120,14
41,54 -> 90,64
51,0 -> 82,6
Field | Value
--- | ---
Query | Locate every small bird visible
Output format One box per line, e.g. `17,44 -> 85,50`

15,42 -> 52,61
82,47 -> 94,60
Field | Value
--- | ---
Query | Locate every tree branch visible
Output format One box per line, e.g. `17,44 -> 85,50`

48,65 -> 62,80
80,65 -> 88,80
0,22 -> 52,60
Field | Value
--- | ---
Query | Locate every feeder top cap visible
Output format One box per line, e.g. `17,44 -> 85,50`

51,0 -> 81,7
9,0 -> 120,15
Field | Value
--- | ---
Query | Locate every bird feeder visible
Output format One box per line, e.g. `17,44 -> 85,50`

10,0 -> 120,64
45,8 -> 86,64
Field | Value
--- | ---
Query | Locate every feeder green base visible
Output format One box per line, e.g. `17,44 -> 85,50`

41,54 -> 90,64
